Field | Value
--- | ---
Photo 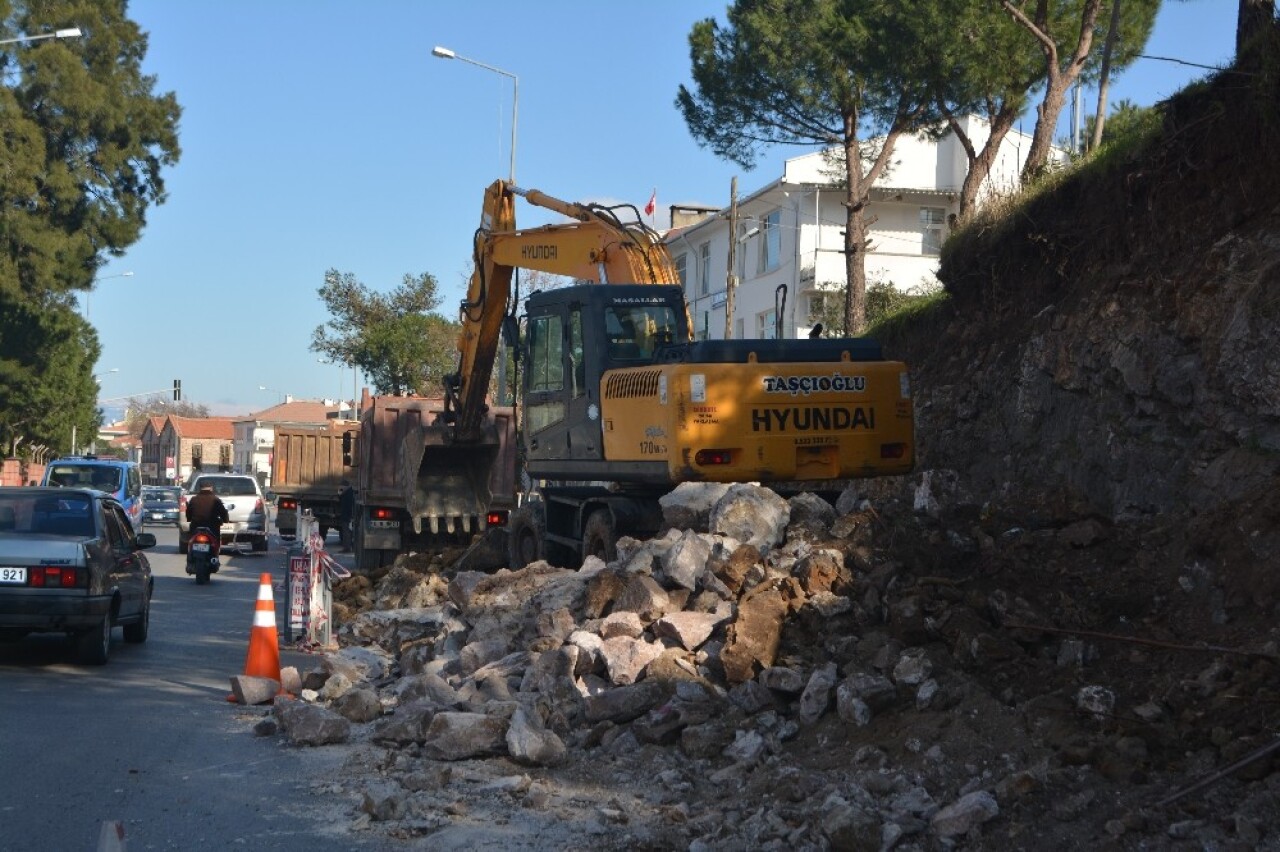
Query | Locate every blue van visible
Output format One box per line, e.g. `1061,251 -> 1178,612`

42,456 -> 144,531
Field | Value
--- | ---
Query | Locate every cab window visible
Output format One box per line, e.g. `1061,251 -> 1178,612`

605,305 -> 679,361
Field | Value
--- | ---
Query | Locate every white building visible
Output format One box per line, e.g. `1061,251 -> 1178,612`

666,116 -> 1049,340
232,398 -> 354,486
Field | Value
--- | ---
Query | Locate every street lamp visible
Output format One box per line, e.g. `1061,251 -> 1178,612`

432,45 -> 518,184
84,270 -> 134,321
258,385 -> 285,403
0,27 -> 82,47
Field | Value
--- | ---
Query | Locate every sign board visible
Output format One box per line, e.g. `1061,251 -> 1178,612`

141,463 -> 157,477
288,556 -> 310,633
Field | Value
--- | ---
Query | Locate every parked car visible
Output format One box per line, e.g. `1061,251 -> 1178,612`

0,487 -> 156,664
178,473 -> 268,553
42,456 -> 144,532
141,486 -> 182,526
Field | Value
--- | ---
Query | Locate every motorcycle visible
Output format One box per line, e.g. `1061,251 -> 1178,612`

186,526 -> 221,584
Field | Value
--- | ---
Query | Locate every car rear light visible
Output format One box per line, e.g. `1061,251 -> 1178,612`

694,449 -> 733,466
371,507 -> 395,521
179,494 -> 187,511
280,498 -> 297,510
30,567 -> 83,588
880,443 -> 907,459
486,511 -> 508,527
254,497 -> 263,511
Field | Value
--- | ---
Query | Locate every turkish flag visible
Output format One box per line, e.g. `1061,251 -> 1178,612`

644,189 -> 656,217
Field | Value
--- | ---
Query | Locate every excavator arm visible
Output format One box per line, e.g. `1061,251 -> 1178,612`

447,179 -> 680,442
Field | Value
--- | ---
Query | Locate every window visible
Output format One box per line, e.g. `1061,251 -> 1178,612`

735,318 -> 745,340
760,210 -> 781,273
697,311 -> 709,342
605,304 -> 680,361
757,309 -> 777,340
698,242 -> 711,296
528,315 -> 565,392
569,310 -> 585,398
674,253 -> 687,288
920,207 -> 946,256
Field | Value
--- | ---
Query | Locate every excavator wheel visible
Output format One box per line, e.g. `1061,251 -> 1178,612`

581,509 -> 617,565
507,505 -> 545,570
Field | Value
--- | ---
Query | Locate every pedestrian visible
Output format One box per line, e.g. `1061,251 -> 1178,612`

338,479 -> 355,552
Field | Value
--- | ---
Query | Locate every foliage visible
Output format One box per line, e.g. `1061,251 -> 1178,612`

677,0 -> 940,334
311,269 -> 461,396
0,1 -> 182,459
122,397 -> 210,440
0,291 -> 100,456
808,280 -> 943,338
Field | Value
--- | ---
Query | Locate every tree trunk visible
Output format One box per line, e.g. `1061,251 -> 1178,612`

842,124 -> 868,336
1006,0 -> 1103,182
953,109 -> 1019,218
1091,0 -> 1123,152
1237,0 -> 1276,64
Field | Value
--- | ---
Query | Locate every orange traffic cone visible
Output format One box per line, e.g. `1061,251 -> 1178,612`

228,573 -> 282,702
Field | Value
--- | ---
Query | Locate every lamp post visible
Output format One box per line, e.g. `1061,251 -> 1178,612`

84,271 -> 134,321
432,45 -> 520,405
258,385 -> 285,404
431,46 -> 518,184
0,27 -> 82,47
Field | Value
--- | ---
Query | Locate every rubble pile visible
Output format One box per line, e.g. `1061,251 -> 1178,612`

258,478 -> 1280,850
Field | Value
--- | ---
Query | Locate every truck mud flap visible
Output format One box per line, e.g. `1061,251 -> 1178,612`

400,418 -> 512,535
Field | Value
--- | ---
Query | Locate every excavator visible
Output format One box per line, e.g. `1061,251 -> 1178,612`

415,178 -> 915,568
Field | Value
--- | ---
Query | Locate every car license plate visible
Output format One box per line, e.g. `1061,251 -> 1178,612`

191,543 -> 211,552
152,513 -> 166,520
0,567 -> 27,584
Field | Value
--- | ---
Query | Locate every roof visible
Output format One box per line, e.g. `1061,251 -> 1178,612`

239,399 -> 348,425
165,416 -> 237,440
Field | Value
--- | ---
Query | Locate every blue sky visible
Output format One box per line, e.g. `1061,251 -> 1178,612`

90,0 -> 1237,418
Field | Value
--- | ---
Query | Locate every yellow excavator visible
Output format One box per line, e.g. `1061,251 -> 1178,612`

420,178 -> 915,567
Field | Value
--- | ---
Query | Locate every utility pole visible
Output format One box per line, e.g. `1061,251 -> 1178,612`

723,177 -> 738,340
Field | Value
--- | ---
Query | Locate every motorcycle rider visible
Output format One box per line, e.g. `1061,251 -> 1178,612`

186,482 -> 230,557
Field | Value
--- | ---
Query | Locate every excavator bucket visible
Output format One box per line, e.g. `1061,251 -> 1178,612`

398,407 -> 517,537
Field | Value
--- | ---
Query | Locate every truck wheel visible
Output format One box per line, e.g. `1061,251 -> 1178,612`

318,524 -> 330,541
581,509 -> 617,565
252,537 -> 268,553
507,505 -> 544,569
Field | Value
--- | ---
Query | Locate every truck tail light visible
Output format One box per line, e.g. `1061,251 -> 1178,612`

279,498 -> 297,511
31,567 -> 83,588
486,511 -> 508,527
880,443 -> 907,459
695,449 -> 733,466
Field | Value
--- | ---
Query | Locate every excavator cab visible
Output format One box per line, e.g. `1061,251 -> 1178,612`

521,283 -> 687,478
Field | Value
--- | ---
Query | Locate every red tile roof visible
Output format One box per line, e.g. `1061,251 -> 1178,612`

241,400 -> 350,425
167,416 -> 236,440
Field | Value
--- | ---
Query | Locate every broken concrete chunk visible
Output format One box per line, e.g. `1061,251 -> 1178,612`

661,530 -> 712,590
506,705 -> 567,766
422,711 -> 509,761
710,484 -> 790,553
600,635 -> 664,685
652,611 -> 725,651
660,482 -> 731,532
931,790 -> 999,837
229,675 -> 280,706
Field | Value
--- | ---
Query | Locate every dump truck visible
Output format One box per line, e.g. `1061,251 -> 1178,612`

347,391 -> 518,572
269,421 -> 358,540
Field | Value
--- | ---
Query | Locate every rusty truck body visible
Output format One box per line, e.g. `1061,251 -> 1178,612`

269,420 -> 358,540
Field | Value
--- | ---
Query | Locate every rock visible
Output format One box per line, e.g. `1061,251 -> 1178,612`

720,585 -> 789,684
1059,518 -> 1108,548
394,672 -> 461,708
252,718 -> 278,737
838,672 -> 897,721
229,675 -> 280,706
794,549 -> 844,596
728,680 -> 775,715
448,570 -> 487,609
1076,685 -> 1116,719
583,681 -> 667,723
600,611 -> 645,639
535,606 -> 577,644
322,645 -> 391,682
711,544 -> 759,595
613,575 -> 671,621
660,482 -> 731,531
797,663 -> 838,725
787,492 -> 836,530
723,729 -> 766,763
710,484 -> 790,552
459,638 -> 509,676
661,530 -> 712,590
758,666 -> 806,693
273,698 -> 351,746
892,648 -> 934,686
652,611 -> 725,651
600,635 -> 664,685
333,687 -> 382,723
371,702 -> 437,745
506,705 -> 567,766
318,671 -> 353,701
360,782 -> 407,822
584,570 -> 626,619
279,666 -> 303,696
422,711 -> 509,761
821,796 -> 882,852
931,790 -> 999,837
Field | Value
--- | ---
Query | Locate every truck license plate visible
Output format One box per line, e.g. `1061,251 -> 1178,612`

370,520 -> 397,529
0,567 -> 27,584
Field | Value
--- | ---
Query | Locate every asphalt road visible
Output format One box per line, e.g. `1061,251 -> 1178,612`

0,525 -> 389,851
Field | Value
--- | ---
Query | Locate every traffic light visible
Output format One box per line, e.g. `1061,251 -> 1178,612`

173,379 -> 181,401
